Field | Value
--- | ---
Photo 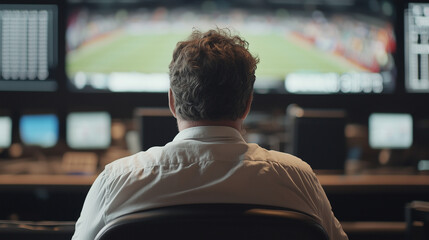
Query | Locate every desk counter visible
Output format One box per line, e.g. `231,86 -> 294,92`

0,174 -> 428,192
0,174 -> 427,222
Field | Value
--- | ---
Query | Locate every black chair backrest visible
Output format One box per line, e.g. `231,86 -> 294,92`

95,203 -> 329,240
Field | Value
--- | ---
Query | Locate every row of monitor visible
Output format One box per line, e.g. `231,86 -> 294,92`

0,111 -> 414,151
0,0 -> 429,94
0,112 -> 111,149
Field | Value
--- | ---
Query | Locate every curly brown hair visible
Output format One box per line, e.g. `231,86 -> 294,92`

169,28 -> 259,121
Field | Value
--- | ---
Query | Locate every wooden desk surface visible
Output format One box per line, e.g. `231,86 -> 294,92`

0,174 -> 97,186
317,174 -> 429,193
0,174 -> 428,193
318,174 -> 429,186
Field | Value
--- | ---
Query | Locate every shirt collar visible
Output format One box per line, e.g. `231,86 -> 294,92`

173,126 -> 246,143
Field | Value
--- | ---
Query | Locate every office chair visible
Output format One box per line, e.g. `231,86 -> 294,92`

405,201 -> 429,240
95,203 -> 329,240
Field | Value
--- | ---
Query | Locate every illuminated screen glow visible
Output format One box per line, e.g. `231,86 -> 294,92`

0,4 -> 58,92
369,113 -> 413,149
66,0 -> 397,94
405,3 -> 429,93
19,114 -> 59,148
0,116 -> 12,148
66,112 -> 111,149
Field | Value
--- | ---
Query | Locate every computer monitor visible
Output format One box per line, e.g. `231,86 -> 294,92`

0,3 -> 58,91
286,105 -> 347,171
66,0 -> 398,94
0,116 -> 12,148
66,111 -> 111,149
405,2 -> 429,92
19,114 -> 59,148
134,108 -> 178,151
369,113 -> 413,149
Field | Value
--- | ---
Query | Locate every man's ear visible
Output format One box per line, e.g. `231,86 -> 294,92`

241,93 -> 253,120
168,89 -> 177,118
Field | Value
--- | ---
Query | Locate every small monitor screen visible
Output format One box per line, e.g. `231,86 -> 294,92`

19,114 -> 59,148
66,112 -> 111,149
369,113 -> 413,149
0,116 -> 12,148
405,3 -> 429,92
66,0 -> 397,94
0,4 -> 58,91
135,108 -> 178,151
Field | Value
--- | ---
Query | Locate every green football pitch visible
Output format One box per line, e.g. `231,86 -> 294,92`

66,31 -> 361,80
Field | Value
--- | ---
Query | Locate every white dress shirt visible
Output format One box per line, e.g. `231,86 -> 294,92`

72,126 -> 348,240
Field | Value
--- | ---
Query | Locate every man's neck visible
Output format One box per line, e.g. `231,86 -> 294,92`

177,118 -> 243,132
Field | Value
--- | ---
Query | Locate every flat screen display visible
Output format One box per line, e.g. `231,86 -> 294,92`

286,106 -> 346,170
66,0 -> 397,94
66,112 -> 111,149
369,113 -> 413,149
19,114 -> 59,148
0,4 -> 58,92
405,3 -> 429,92
0,116 -> 12,148
135,108 -> 178,151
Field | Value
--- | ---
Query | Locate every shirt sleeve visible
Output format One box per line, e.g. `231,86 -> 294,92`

310,173 -> 349,240
72,170 -> 110,240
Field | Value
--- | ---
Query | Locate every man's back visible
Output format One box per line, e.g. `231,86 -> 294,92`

72,126 -> 347,240
73,28 -> 347,240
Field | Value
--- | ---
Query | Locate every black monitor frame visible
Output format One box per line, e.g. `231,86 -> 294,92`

134,108 -> 178,151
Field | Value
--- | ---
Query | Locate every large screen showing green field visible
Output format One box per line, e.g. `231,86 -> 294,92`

66,0 -> 397,94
